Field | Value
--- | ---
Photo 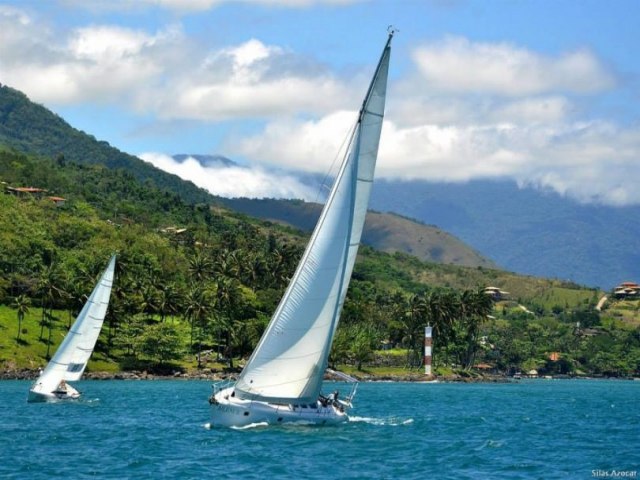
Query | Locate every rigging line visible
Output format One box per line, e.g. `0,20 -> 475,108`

313,112 -> 360,205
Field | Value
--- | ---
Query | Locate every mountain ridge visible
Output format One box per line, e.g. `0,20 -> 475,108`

370,179 -> 640,289
217,197 -> 496,269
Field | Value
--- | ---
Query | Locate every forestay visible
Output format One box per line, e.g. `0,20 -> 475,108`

234,36 -> 392,404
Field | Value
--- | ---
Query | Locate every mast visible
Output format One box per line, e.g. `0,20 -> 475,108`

234,32 -> 393,404
323,28 -> 396,363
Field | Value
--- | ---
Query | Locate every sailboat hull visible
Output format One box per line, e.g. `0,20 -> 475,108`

209,387 -> 348,428
27,384 -> 81,403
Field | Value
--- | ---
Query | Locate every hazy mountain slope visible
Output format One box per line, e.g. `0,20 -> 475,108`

218,197 -> 496,268
371,179 -> 640,289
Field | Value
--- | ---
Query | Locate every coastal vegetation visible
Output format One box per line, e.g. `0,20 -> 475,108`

0,147 -> 639,379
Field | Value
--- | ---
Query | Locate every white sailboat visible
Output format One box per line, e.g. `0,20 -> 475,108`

28,255 -> 116,402
209,31 -> 393,427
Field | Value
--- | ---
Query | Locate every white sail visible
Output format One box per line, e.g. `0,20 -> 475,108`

30,255 -> 116,396
234,35 -> 392,404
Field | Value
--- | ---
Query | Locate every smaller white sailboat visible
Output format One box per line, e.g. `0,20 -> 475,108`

209,30 -> 393,427
28,255 -> 116,402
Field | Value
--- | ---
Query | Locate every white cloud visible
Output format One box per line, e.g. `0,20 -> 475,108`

0,9 -> 351,119
228,110 -> 357,172
139,153 -> 318,199
228,112 -> 640,206
148,39 -> 351,120
0,11 -> 179,105
412,36 -> 615,96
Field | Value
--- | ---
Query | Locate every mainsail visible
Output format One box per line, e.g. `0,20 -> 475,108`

234,33 -> 392,404
31,255 -> 116,395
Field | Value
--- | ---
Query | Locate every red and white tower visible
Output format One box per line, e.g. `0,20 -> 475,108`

424,326 -> 433,376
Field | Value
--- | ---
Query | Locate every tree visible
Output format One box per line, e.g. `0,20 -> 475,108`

157,282 -> 182,323
36,264 -> 66,358
350,323 -> 380,371
12,294 -> 30,341
214,276 -> 244,368
188,250 -> 213,283
139,323 -> 184,365
183,284 -> 213,367
397,293 -> 428,368
458,288 -> 493,369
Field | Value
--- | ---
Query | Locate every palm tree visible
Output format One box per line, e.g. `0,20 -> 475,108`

397,293 -> 428,368
215,275 -> 243,368
36,265 -> 66,354
157,282 -> 182,323
12,294 -> 30,342
459,288 -> 493,369
184,284 -> 212,364
139,282 -> 159,321
188,250 -> 213,283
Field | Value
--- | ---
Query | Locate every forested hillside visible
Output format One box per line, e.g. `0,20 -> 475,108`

0,84 -> 211,204
1,147 -> 638,378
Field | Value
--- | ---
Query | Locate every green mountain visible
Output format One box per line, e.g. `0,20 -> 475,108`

219,197 -> 495,268
0,83 -> 211,204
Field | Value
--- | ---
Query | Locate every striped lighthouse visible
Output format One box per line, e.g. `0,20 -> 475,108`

424,325 -> 433,376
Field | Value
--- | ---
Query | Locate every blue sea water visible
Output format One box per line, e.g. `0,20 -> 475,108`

0,379 -> 638,479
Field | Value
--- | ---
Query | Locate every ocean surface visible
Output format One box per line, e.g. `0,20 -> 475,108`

1,379 -> 638,479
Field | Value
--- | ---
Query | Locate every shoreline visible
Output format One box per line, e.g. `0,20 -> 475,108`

0,368 -> 507,382
2,369 -> 634,383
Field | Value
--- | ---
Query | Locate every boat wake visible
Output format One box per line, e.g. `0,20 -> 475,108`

349,416 -> 414,427
230,422 -> 269,430
202,422 -> 269,430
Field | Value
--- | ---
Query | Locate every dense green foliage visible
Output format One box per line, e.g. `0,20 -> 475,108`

0,148 -> 638,377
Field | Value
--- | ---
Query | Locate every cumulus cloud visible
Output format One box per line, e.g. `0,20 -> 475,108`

139,153 -> 318,199
146,39 -> 351,120
0,8 -> 351,119
412,36 -> 615,96
0,10 -> 180,105
229,110 -> 358,172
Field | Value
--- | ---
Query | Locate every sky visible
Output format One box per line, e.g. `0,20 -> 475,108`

0,0 -> 638,204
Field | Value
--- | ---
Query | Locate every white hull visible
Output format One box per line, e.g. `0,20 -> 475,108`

27,384 -> 81,403
209,387 -> 349,428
